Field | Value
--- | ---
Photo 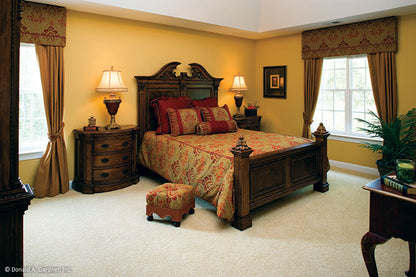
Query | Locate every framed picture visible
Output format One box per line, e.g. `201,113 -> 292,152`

263,66 -> 286,98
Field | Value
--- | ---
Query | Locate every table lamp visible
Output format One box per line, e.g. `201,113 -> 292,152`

95,66 -> 128,129
230,74 -> 248,118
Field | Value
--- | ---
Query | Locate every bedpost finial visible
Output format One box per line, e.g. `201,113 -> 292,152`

313,122 -> 330,139
317,123 -> 327,134
314,122 -> 330,135
231,136 -> 253,153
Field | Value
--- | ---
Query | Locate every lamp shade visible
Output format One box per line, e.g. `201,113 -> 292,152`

95,66 -> 128,93
230,75 -> 248,91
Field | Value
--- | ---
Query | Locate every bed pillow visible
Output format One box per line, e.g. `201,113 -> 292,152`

191,97 -> 218,108
150,96 -> 192,134
199,104 -> 233,122
196,120 -> 237,135
167,108 -> 203,136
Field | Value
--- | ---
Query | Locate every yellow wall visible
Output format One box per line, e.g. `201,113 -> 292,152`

18,10 -> 255,185
19,159 -> 40,186
254,33 -> 303,137
255,13 -> 416,168
397,14 -> 416,115
19,11 -> 416,185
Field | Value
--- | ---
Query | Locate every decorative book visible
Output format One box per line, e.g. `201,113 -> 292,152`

83,126 -> 99,131
381,172 -> 416,195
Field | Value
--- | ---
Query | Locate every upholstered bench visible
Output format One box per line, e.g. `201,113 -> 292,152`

146,183 -> 195,227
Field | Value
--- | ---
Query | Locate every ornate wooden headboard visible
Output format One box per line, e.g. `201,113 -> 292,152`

134,62 -> 223,141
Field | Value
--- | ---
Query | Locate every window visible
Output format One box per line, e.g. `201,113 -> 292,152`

312,55 -> 379,142
19,43 -> 48,160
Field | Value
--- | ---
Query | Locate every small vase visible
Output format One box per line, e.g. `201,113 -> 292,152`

244,109 -> 257,117
396,159 -> 415,183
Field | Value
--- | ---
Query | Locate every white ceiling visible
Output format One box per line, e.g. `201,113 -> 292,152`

34,0 -> 416,39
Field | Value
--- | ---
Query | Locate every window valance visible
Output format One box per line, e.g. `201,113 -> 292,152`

20,1 -> 66,47
302,17 -> 397,59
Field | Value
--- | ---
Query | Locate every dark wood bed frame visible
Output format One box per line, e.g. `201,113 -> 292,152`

135,62 -> 330,231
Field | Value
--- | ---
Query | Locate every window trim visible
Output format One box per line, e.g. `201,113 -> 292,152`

328,133 -> 382,145
19,151 -> 44,161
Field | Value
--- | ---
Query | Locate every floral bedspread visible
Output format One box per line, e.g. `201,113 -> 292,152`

138,129 -> 312,220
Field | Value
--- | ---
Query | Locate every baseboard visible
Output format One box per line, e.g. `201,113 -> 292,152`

329,160 -> 379,176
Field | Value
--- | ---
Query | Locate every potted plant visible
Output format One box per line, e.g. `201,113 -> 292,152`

244,103 -> 259,117
356,108 -> 416,176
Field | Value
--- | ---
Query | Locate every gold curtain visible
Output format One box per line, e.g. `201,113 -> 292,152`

301,16 -> 398,135
33,45 -> 69,197
302,58 -> 323,138
20,2 -> 68,197
367,52 -> 398,123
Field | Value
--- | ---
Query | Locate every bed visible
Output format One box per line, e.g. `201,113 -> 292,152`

135,62 -> 330,230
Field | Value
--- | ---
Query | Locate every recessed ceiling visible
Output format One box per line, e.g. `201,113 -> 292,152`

33,0 -> 416,39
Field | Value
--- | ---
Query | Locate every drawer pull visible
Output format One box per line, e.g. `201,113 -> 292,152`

101,172 -> 109,178
122,169 -> 129,174
101,144 -> 109,149
122,155 -> 129,161
122,141 -> 129,147
101,158 -> 109,163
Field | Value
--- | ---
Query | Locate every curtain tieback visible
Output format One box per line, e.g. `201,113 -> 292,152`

302,113 -> 313,125
48,123 -> 65,142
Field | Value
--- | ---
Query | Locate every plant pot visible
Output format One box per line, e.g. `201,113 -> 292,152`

245,109 -> 257,117
376,159 -> 395,177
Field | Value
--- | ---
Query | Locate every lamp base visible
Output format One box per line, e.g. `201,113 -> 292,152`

105,115 -> 121,129
233,93 -> 244,119
104,97 -> 121,130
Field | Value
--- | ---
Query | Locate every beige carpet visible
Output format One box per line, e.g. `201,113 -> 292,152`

24,168 -> 409,276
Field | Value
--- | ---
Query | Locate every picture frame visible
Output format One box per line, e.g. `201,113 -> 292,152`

263,66 -> 286,98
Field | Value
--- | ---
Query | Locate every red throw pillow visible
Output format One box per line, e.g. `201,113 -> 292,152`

191,97 -> 218,108
196,120 -> 237,135
199,105 -> 233,122
150,96 -> 192,134
167,108 -> 203,136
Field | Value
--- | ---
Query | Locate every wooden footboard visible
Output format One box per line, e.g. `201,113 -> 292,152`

231,124 -> 330,231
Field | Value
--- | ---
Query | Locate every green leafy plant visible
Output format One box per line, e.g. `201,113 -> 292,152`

356,108 -> 416,167
244,102 -> 259,110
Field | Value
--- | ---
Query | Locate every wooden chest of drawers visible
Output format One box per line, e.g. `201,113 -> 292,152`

234,116 -> 262,131
73,125 -> 139,193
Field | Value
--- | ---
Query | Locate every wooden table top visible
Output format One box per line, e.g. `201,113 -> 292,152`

363,178 -> 416,204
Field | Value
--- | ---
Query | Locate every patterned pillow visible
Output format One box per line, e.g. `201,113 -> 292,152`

167,108 -> 203,136
191,97 -> 218,108
196,120 -> 237,135
150,96 -> 192,134
199,104 -> 233,122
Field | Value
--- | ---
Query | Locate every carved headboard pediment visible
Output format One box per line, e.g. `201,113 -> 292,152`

152,61 -> 181,80
143,61 -> 221,81
182,63 -> 216,80
135,62 -> 223,141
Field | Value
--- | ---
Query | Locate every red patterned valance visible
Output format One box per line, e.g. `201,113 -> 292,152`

20,1 -> 66,47
302,17 -> 397,59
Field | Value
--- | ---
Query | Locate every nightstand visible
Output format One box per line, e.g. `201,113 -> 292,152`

73,125 -> 139,193
234,116 -> 262,131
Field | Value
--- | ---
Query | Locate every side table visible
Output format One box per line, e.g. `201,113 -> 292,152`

73,125 -> 139,193
361,178 -> 416,277
234,115 -> 262,131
